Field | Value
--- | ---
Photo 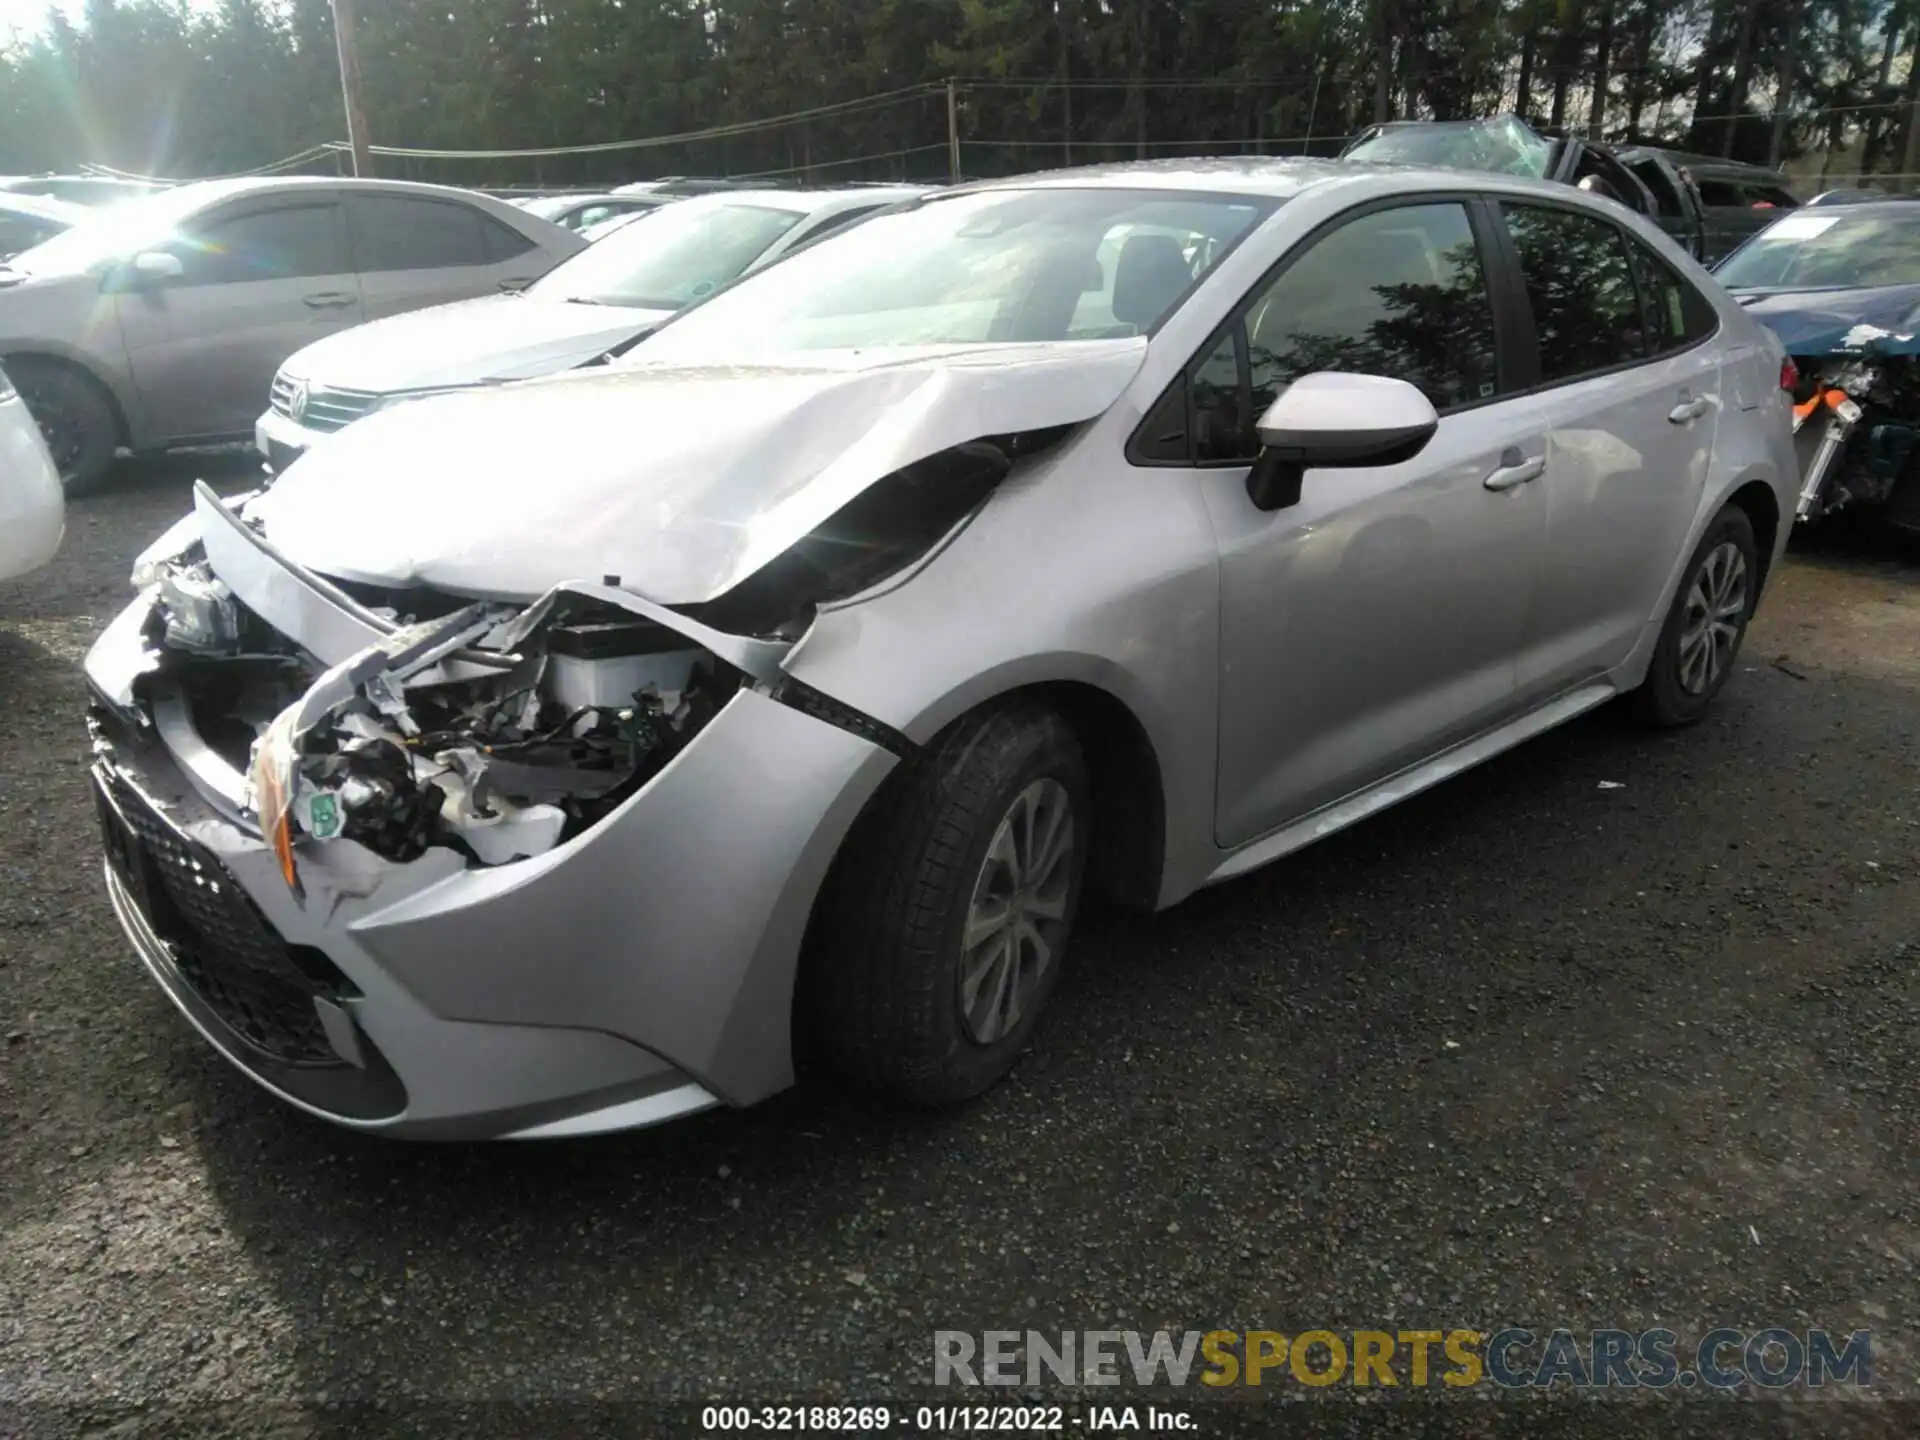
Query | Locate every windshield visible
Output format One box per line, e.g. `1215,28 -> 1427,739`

1345,117 -> 1556,178
1715,210 -> 1920,289
519,195 -> 588,221
530,198 -> 807,308
1,183 -> 222,273
633,187 -> 1271,362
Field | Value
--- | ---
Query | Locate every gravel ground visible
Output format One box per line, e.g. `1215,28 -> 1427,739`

0,462 -> 1915,1439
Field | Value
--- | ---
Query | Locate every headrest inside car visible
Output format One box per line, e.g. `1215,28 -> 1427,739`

1112,233 -> 1194,329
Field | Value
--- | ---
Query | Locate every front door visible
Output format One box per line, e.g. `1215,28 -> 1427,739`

1189,199 -> 1552,848
116,197 -> 362,442
1493,201 -> 1723,702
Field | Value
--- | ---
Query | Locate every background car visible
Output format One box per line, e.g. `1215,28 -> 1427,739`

1717,201 -> 1920,532
93,160 -> 1795,1138
1341,115 -> 1666,236
0,175 -> 584,493
254,186 -> 915,469
0,192 -> 87,261
1617,146 -> 1799,261
0,360 -> 64,580
515,191 -> 674,232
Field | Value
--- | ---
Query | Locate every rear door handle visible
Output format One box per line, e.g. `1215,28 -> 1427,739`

1668,395 -> 1711,424
1484,451 -> 1546,492
302,291 -> 357,309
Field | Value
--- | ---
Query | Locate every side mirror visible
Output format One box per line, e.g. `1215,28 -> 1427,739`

130,250 -> 184,286
1245,372 -> 1440,512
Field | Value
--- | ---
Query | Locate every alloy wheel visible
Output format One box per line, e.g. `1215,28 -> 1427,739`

1677,540 -> 1748,695
958,777 -> 1075,1045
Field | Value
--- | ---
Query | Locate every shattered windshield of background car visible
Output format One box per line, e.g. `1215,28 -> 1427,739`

1342,117 -> 1555,179
1717,211 -> 1920,290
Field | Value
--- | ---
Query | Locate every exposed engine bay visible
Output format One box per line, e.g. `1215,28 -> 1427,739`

149,556 -> 748,880
1788,324 -> 1920,531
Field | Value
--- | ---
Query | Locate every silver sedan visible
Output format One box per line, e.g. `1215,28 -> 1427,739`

86,159 -> 1797,1138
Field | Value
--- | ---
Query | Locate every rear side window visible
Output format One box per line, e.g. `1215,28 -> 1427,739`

1627,242 -> 1718,353
1501,202 -> 1646,383
351,196 -> 499,271
170,204 -> 350,285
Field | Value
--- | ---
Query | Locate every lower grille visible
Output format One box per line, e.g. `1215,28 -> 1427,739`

98,770 -> 352,1068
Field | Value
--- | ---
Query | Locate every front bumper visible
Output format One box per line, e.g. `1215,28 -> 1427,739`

253,407 -> 325,473
84,589 -> 897,1139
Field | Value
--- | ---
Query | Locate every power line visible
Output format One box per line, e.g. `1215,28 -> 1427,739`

733,142 -> 951,180
334,84 -> 942,161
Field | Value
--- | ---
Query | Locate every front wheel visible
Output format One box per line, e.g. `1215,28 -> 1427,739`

807,699 -> 1088,1106
9,357 -> 118,496
1630,504 -> 1758,727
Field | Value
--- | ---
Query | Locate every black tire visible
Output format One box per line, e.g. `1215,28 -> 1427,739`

8,357 -> 117,496
1630,504 -> 1759,728
807,698 -> 1089,1106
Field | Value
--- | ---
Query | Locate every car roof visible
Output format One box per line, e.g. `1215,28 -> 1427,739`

1773,199 -> 1920,220
664,186 -> 930,217
0,191 -> 87,222
953,154 -> 1541,201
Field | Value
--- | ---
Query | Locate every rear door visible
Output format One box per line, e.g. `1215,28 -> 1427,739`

347,193 -> 549,319
116,195 -> 361,441
1495,200 -> 1724,702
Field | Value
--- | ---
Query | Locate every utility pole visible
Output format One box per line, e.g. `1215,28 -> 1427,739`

947,78 -> 962,182
330,0 -> 374,178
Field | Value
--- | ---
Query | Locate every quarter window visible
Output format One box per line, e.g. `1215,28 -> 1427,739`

170,204 -> 349,284
1502,203 -> 1646,383
1627,241 -> 1718,353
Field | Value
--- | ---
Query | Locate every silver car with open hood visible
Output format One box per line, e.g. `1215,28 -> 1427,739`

86,160 -> 1797,1139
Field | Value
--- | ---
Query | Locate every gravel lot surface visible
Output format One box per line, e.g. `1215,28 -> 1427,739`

0,461 -> 1914,1439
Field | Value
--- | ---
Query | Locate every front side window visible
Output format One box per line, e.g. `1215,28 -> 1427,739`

169,204 -> 349,285
631,188 -> 1271,357
1502,202 -> 1645,383
1165,201 -> 1499,464
1245,202 -> 1498,417
351,196 -> 490,271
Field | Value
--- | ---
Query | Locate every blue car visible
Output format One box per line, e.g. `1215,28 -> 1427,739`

1716,200 -> 1920,531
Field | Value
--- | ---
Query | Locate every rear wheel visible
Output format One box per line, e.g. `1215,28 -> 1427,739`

1630,504 -> 1758,727
808,699 -> 1088,1106
10,357 -> 117,496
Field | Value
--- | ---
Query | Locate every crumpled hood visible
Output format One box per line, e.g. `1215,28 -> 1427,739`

281,293 -> 671,392
248,338 -> 1148,604
1729,282 -> 1920,357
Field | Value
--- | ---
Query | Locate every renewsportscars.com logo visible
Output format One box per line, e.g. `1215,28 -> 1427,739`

933,1328 -> 1873,1390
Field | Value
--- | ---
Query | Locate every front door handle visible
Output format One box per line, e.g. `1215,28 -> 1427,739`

1668,395 -> 1711,424
1484,451 -> 1546,492
302,291 -> 357,309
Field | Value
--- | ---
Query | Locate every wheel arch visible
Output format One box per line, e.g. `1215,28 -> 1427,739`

1,345 -> 133,449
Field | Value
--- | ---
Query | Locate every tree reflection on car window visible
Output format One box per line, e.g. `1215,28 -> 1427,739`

1502,203 -> 1647,381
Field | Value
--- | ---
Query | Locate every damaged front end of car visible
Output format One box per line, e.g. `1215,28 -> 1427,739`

1786,323 -> 1920,530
